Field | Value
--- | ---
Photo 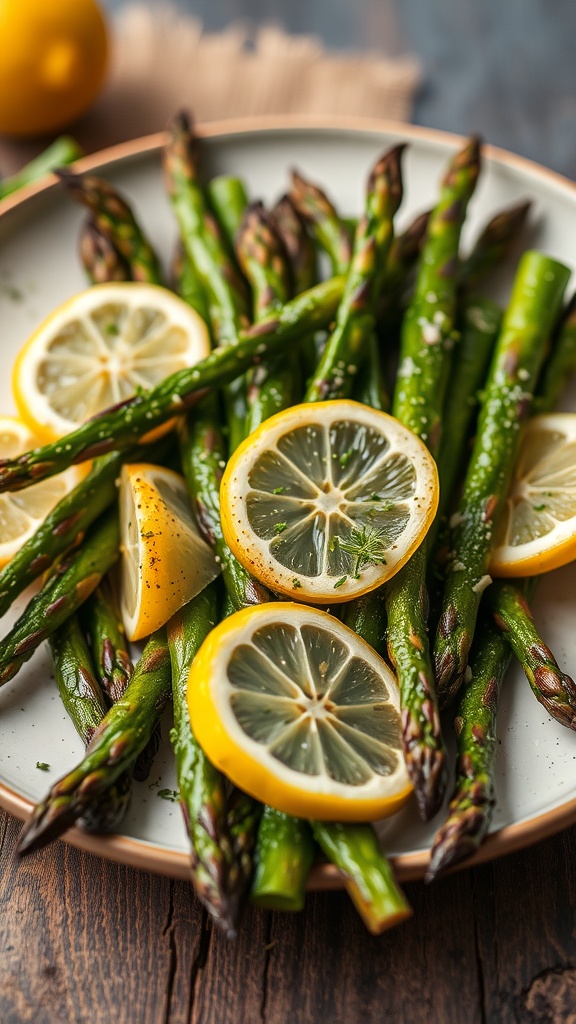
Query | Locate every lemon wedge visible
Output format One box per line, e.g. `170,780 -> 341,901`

491,412 -> 576,576
0,416 -> 84,567
12,282 -> 211,442
188,603 -> 412,821
220,400 -> 439,603
119,463 -> 221,641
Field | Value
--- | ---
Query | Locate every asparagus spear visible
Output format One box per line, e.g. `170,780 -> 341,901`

49,612 -> 134,835
384,137 -> 482,819
236,201 -> 295,433
535,293 -> 576,412
50,614 -> 108,744
377,208 -> 431,317
79,219 -> 131,284
163,113 -> 251,453
17,628 -> 172,855
429,288 -> 576,876
171,243 -> 212,324
289,169 -> 353,276
305,144 -> 405,402
167,586 -> 253,935
251,808 -> 315,911
206,175 -> 249,252
459,200 -> 532,293
82,576 -> 133,705
426,620 -> 510,880
83,576 -> 159,782
488,581 -> 576,729
58,170 -> 164,285
272,194 -> 317,293
434,251 -> 571,707
0,275 -> 345,493
433,297 -> 502,529
0,509 -> 119,686
311,823 -> 412,934
0,136 -> 83,199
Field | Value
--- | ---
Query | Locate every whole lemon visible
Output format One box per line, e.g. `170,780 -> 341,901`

0,0 -> 109,137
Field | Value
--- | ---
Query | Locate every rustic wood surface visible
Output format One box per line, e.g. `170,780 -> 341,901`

2,1 -> 576,1020
2,805 -> 576,1023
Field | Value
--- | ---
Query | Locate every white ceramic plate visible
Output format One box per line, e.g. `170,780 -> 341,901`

1,117 -> 576,885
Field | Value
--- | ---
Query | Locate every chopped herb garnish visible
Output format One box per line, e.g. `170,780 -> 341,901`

334,575 -> 348,589
274,522 -> 288,535
157,788 -> 179,802
370,493 -> 382,502
273,486 -> 285,494
292,579 -> 302,589
105,322 -> 120,336
339,448 -> 354,468
532,504 -> 546,511
337,526 -> 389,577
36,762 -> 50,772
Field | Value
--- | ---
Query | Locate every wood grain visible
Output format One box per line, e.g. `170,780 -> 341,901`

3,803 -> 576,1023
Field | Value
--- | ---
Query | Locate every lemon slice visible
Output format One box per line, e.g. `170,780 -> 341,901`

12,282 -> 211,442
491,413 -> 576,576
220,400 -> 439,603
119,463 -> 221,641
188,603 -> 412,821
0,416 -> 84,567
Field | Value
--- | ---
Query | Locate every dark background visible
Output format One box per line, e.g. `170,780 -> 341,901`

106,0 -> 576,176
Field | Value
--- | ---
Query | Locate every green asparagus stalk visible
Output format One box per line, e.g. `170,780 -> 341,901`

426,619 -> 511,880
384,137 -> 482,819
83,575 -> 159,783
0,136 -> 84,199
434,297 -> 503,528
162,113 -> 251,453
535,293 -> 576,412
272,194 -> 317,293
289,169 -> 353,276
206,175 -> 249,252
50,614 -> 108,744
0,275 -> 345,493
171,242 -> 212,325
236,201 -> 295,433
168,586 -> 253,936
488,581 -> 576,729
434,251 -> 571,707
82,576 -> 133,705
377,207 -> 431,324
0,509 -> 120,686
251,808 -> 315,910
58,170 -> 164,284
49,612 -> 134,836
459,200 -> 532,293
17,628 -> 171,855
312,822 -> 412,934
429,284 -> 576,875
79,219 -> 131,284
305,145 -> 405,403
352,331 -> 389,411
0,452 -> 122,616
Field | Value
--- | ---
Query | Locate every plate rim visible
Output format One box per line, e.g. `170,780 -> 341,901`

2,113 -> 576,885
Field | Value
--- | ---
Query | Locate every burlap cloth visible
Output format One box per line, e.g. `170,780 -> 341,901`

0,4 -> 420,174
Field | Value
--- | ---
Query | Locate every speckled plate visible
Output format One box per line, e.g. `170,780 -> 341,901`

1,117 -> 575,885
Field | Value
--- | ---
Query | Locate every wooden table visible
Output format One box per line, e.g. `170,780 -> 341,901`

3,1 -> 576,1020
2,808 -> 576,1022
